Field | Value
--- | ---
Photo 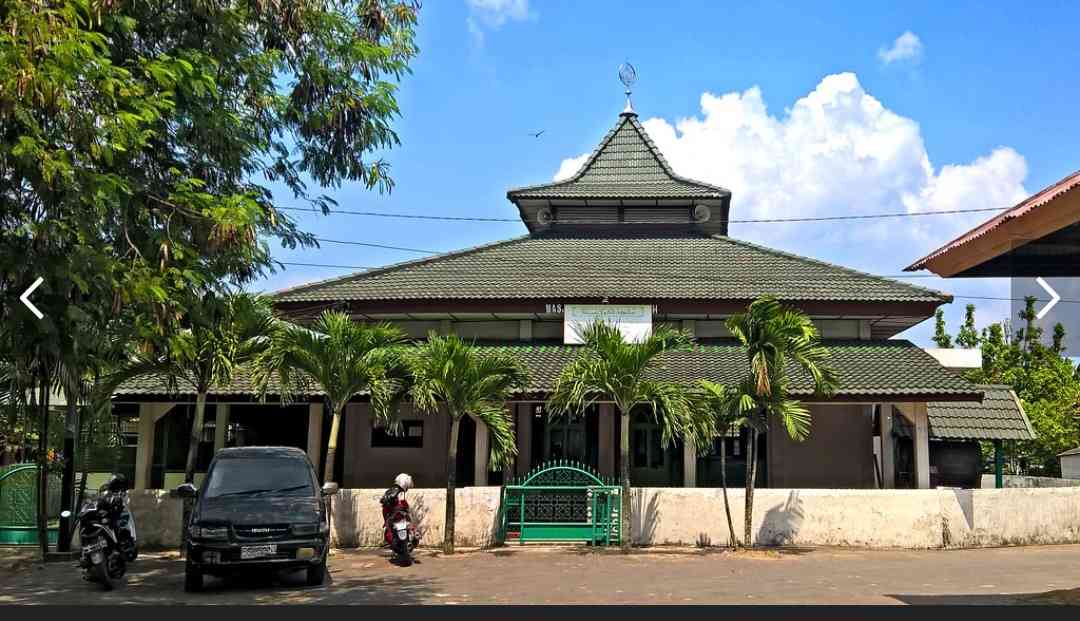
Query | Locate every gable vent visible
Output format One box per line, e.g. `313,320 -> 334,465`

623,208 -> 690,223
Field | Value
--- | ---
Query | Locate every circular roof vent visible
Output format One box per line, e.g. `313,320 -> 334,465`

536,207 -> 554,225
693,204 -> 711,223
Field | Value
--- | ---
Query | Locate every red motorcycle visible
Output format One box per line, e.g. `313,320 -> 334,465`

380,485 -> 419,565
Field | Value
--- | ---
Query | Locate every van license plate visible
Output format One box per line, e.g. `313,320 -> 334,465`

240,544 -> 277,559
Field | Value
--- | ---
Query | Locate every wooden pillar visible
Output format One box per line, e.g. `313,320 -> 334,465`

134,403 -> 174,490
682,443 -> 697,487
474,419 -> 490,486
879,403 -> 895,489
598,404 -> 615,478
307,402 -> 324,467
516,403 -> 533,476
911,403 -> 931,489
213,403 -> 230,453
994,439 -> 1004,488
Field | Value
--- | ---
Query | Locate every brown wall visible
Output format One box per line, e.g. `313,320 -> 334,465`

343,403 -> 450,489
767,404 -> 876,489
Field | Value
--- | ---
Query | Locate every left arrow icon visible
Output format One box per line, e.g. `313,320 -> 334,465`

19,277 -> 44,319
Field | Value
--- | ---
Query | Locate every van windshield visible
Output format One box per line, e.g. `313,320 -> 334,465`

204,458 -> 316,498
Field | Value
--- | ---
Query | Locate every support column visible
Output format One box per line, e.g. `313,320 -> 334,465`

598,404 -> 615,478
994,439 -> 1004,488
307,402 -> 324,467
516,404 -> 533,476
911,403 -> 931,489
134,403 -> 174,490
213,403 -> 230,453
879,403 -> 895,489
682,443 -> 697,487
474,419 -> 490,486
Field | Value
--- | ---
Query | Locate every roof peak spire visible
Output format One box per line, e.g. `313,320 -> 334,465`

618,62 -> 637,116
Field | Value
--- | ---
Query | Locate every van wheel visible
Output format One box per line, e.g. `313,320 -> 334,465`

184,561 -> 203,592
306,557 -> 327,586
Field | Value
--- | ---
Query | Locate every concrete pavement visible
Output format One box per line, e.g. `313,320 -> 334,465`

1,544 -> 1079,605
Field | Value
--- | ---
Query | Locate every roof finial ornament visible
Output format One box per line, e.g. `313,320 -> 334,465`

618,61 -> 637,116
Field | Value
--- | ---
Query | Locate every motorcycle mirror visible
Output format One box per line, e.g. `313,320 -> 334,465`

175,482 -> 197,498
321,482 -> 339,496
60,510 -> 72,519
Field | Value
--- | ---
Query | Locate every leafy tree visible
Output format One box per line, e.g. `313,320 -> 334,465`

956,304 -> 980,349
932,309 -> 954,348
547,322 -> 714,550
255,310 -> 407,483
1,1 -> 419,555
725,298 -> 837,546
407,334 -> 527,554
966,297 -> 1080,475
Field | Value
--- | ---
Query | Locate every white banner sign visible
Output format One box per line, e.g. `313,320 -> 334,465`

564,304 -> 652,344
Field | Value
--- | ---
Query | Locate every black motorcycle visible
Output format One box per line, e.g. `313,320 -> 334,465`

62,474 -> 138,591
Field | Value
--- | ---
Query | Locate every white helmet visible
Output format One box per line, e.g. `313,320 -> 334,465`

394,473 -> 413,491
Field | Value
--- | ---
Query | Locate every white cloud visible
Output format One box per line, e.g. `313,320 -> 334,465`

554,153 -> 589,181
466,0 -> 533,46
878,31 -> 924,65
552,72 -> 1030,342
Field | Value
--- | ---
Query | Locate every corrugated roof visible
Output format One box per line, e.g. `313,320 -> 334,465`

271,232 -> 950,304
1058,447 -> 1080,458
507,113 -> 731,200
919,384 -> 1036,440
113,340 -> 979,401
906,169 -> 1080,272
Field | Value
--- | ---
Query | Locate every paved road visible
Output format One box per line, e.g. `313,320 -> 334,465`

2,545 -> 1080,605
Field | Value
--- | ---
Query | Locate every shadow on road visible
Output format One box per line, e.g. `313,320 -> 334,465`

0,554 -> 439,605
886,592 -> 1049,606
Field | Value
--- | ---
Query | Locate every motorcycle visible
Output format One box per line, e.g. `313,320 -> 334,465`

61,474 -> 138,591
380,486 -> 418,565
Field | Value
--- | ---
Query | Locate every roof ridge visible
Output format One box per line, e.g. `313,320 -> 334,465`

506,114 -> 730,197
270,235 -> 532,300
709,234 -> 952,302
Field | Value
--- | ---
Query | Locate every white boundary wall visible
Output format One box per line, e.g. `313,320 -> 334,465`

122,487 -> 1080,549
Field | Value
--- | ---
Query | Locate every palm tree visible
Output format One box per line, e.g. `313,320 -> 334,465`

407,333 -> 526,554
725,297 -> 838,547
547,322 -> 714,550
254,310 -> 407,483
140,293 -> 275,486
695,380 -> 743,547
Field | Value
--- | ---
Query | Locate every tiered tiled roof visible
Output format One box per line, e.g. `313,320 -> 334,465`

113,340 -> 980,401
272,232 -> 949,304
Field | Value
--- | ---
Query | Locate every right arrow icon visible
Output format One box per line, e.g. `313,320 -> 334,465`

1036,276 -> 1061,320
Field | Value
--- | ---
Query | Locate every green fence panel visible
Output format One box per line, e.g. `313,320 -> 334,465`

0,464 -> 62,545
499,460 -> 620,546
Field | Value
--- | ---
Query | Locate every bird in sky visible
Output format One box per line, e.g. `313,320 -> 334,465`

530,130 -> 545,138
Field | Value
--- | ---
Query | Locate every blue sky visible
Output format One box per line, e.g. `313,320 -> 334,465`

258,0 -> 1080,346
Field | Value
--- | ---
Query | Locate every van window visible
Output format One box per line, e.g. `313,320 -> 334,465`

204,458 -> 315,498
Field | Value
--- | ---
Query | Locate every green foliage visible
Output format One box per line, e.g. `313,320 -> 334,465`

548,322 -> 714,452
724,297 -> 839,439
959,298 -> 1080,475
956,304 -> 979,349
932,309 -> 953,348
408,334 -> 528,469
255,310 -> 407,415
254,310 -> 407,481
0,0 -> 418,495
722,297 -> 838,546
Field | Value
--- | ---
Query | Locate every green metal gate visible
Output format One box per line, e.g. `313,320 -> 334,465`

499,460 -> 620,546
0,464 -> 61,545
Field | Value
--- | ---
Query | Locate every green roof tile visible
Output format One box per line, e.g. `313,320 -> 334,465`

113,339 -> 978,401
923,384 -> 1036,441
507,114 -> 730,200
271,232 -> 949,304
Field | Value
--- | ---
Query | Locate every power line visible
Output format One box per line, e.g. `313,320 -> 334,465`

280,204 -> 1008,226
